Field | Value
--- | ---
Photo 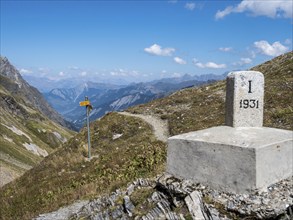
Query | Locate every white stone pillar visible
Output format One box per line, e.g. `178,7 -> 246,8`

225,71 -> 264,127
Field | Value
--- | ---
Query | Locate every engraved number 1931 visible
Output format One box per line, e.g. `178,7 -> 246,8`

240,99 -> 259,109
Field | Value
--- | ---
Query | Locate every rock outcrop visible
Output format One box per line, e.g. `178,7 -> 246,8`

35,174 -> 293,220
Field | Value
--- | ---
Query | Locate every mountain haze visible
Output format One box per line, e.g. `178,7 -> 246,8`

44,76 -> 222,129
0,52 -> 292,219
43,82 -> 121,116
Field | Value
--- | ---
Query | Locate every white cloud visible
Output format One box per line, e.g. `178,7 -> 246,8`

174,57 -> 187,65
80,71 -> 87,76
215,6 -> 234,19
254,40 -> 289,56
194,62 -> 205,68
284,38 -> 292,45
240,57 -> 252,64
37,67 -> 51,76
132,70 -> 139,76
172,72 -> 182,78
68,66 -> 79,70
111,69 -> 127,77
205,62 -> 226,69
59,71 -> 65,76
219,47 -> 233,52
193,60 -> 226,69
110,69 -> 140,77
233,57 -> 252,66
250,50 -> 256,58
185,3 -> 196,11
19,68 -> 33,75
216,0 -> 293,19
144,44 -> 175,56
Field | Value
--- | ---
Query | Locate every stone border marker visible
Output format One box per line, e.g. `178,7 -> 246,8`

225,71 -> 264,127
167,70 -> 293,193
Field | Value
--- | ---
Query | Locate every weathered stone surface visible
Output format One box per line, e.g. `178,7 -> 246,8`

167,126 -> 293,193
34,200 -> 88,220
35,174 -> 292,220
157,174 -> 293,219
225,71 -> 264,127
185,191 -> 205,220
123,196 -> 135,217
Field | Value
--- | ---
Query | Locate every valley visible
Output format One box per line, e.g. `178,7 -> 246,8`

40,74 -> 225,129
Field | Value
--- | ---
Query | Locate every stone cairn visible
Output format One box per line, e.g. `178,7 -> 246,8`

167,71 -> 293,193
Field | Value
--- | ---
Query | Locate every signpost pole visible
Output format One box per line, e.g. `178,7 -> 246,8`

80,96 -> 92,159
86,105 -> 91,159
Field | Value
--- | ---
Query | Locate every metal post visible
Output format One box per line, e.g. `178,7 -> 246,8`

79,96 -> 92,159
86,105 -> 91,159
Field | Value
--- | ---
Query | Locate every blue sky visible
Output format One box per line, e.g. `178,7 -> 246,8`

1,0 -> 292,83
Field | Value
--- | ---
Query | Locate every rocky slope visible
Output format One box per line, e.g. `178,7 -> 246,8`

0,57 -> 75,186
0,52 -> 292,219
35,174 -> 292,220
0,57 -> 75,130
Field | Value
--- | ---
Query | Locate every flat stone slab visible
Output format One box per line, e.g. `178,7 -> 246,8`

167,126 -> 293,193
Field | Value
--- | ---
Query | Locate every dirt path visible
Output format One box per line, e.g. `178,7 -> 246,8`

119,112 -> 169,142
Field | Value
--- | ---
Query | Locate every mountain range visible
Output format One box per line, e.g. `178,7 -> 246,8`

42,74 -> 225,129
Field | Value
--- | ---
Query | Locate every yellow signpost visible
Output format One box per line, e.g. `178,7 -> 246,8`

79,100 -> 90,106
80,97 -> 92,159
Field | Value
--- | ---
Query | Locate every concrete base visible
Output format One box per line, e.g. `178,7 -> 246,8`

167,126 -> 293,193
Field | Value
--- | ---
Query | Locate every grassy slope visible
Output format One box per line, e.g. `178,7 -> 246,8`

0,113 -> 166,220
0,52 -> 292,220
129,51 -> 293,134
0,77 -> 75,186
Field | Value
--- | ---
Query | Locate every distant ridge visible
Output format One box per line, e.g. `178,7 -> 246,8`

43,74 -> 223,129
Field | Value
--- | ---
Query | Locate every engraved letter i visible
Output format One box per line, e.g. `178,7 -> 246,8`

248,80 -> 252,93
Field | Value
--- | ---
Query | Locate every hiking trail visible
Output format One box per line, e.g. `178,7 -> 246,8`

119,111 -> 169,142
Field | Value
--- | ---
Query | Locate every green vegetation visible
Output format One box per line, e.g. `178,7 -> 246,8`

130,80 -> 226,136
0,113 -> 166,220
0,51 -> 292,220
129,52 -> 293,133
130,187 -> 156,217
252,53 -> 293,130
0,87 -> 75,190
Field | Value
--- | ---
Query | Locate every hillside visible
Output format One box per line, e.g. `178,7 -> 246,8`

0,57 -> 75,186
128,51 -> 293,133
0,52 -> 292,219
